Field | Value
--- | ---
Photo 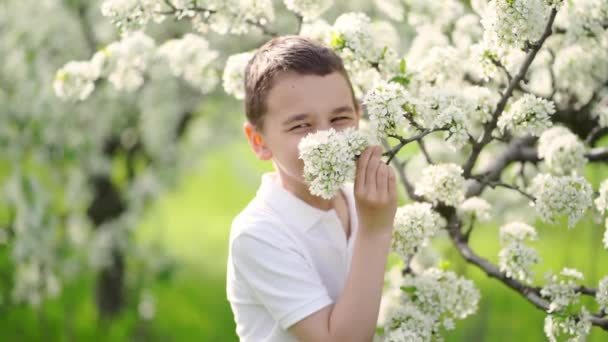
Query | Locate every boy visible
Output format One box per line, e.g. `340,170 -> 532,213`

226,35 -> 398,342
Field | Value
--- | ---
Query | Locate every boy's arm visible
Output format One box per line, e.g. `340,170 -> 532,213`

288,146 -> 397,342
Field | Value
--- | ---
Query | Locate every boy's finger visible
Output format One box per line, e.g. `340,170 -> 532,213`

365,146 -> 382,193
355,146 -> 374,194
377,163 -> 388,199
388,166 -> 397,201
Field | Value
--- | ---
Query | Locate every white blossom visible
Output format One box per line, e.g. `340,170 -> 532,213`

544,307 -> 592,342
401,268 -> 480,323
402,0 -> 465,31
384,268 -> 479,340
537,126 -> 587,175
592,99 -> 608,128
497,94 -> 555,137
191,0 -> 275,36
458,197 -> 492,223
541,268 -> 584,313
138,289 -> 156,320
298,127 -> 370,199
481,0 -> 551,49
384,304 -> 435,342
362,81 -> 412,139
100,0 -> 160,31
553,43 -> 608,106
415,163 -> 466,207
412,46 -> 464,85
373,0 -> 404,22
597,275 -> 608,311
283,0 -> 332,21
553,0 -> 608,43
53,60 -> 101,101
331,12 -> 382,62
391,202 -> 445,259
498,222 -> 540,284
222,51 -> 254,100
529,174 -> 592,228
415,87 -> 473,149
298,19 -> 332,43
104,31 -> 156,92
157,34 -> 219,93
595,180 -> 608,215
461,85 -> 497,136
452,14 -> 484,49
605,218 -> 608,249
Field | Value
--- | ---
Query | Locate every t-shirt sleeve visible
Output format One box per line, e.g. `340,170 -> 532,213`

231,232 -> 334,330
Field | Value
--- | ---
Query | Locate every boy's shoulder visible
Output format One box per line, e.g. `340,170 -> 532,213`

229,192 -> 295,249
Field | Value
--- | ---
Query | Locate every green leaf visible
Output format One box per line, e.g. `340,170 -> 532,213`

329,32 -> 345,50
439,260 -> 451,270
389,76 -> 410,86
400,286 -> 417,294
400,58 -> 407,74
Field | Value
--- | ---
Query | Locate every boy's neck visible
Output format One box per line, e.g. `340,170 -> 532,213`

274,171 -> 336,212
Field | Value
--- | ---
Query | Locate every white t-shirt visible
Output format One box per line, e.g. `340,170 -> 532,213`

226,171 -> 359,341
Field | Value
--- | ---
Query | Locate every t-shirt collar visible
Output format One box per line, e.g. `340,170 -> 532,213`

257,172 -> 345,231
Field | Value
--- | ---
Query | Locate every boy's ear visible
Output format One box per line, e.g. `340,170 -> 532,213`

244,121 -> 272,161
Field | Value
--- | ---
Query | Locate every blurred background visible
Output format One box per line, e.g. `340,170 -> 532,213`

1,0 -> 607,341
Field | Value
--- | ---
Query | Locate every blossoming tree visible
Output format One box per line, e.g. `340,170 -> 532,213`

5,0 -> 608,340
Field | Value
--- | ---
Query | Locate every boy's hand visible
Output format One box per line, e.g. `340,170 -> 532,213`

354,145 -> 398,237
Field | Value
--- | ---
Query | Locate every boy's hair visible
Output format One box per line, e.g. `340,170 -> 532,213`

244,35 -> 357,132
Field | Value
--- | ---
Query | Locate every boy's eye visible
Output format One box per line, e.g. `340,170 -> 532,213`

332,117 -> 351,122
289,123 -> 310,131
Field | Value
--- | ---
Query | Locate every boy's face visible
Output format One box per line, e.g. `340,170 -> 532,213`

244,70 -> 360,186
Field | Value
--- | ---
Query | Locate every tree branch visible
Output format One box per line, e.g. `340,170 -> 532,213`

156,4 -> 278,37
462,8 -> 558,178
440,206 -> 608,330
466,136 -> 538,198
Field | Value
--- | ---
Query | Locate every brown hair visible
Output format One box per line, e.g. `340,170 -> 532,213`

244,35 -> 357,132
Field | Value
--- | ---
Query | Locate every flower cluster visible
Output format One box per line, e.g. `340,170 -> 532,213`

597,275 -> 608,311
104,31 -> 156,91
222,51 -> 255,100
54,31 -> 156,99
383,268 -> 480,339
328,12 -> 401,95
462,86 -> 497,130
596,179 -> 608,214
330,12 -> 380,63
298,127 -> 370,199
415,163 -> 466,207
537,126 -> 587,175
384,304 -> 435,342
362,81 -> 412,139
553,43 -> 608,107
498,222 -> 540,284
605,218 -> 608,250
544,307 -> 592,342
528,174 -> 592,228
157,34 -> 219,93
497,94 -> 556,137
540,268 -> 584,313
554,0 -> 608,42
415,87 -> 474,149
391,202 -> 445,259
100,0 -> 162,32
53,58 -> 103,101
458,196 -> 492,223
283,0 -> 333,21
191,0 -> 275,35
481,0 -> 550,49
413,46 -> 464,85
